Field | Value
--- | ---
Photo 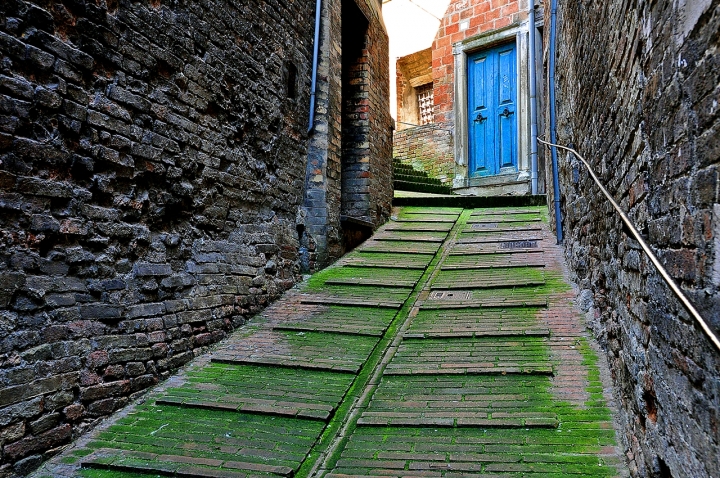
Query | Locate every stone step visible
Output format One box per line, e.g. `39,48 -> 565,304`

156,396 -> 333,420
82,448 -> 294,477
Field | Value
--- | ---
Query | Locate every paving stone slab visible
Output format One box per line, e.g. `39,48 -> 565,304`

340,252 -> 433,269
308,266 -> 425,285
455,233 -> 544,244
373,232 -> 449,243
469,208 -> 544,216
384,222 -> 455,232
274,305 -> 397,337
386,337 -> 554,375
441,252 -> 546,269
432,267 -> 546,290
358,240 -> 441,255
421,288 -> 550,309
300,296 -> 405,309
211,330 -> 378,373
449,243 -> 543,255
461,224 -> 543,233
394,218 -> 457,223
83,448 -> 296,477
361,375 -> 559,428
81,406 -> 325,476
406,308 -> 548,337
154,363 -> 352,421
329,427 -> 621,477
299,284 -> 412,307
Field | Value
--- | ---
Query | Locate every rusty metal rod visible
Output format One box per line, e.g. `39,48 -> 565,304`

538,137 -> 720,353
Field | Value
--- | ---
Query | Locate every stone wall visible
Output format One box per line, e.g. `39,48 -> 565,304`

550,1 -> 720,476
0,0 -> 314,474
393,125 -> 454,183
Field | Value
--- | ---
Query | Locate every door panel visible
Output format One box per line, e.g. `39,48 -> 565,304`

469,55 -> 492,176
468,42 -> 517,177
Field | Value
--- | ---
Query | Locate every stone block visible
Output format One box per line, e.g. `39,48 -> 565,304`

79,380 -> 130,401
0,372 -> 79,408
0,422 -> 25,443
108,348 -> 153,364
29,412 -> 60,435
79,304 -> 125,321
126,302 -> 166,319
0,398 -> 44,427
133,263 -> 172,277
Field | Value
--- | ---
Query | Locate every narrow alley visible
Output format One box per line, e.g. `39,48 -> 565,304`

37,205 -> 628,477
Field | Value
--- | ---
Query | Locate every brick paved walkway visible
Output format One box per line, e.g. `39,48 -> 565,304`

34,206 -> 628,478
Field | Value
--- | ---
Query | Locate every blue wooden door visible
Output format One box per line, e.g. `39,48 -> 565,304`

468,43 -> 517,177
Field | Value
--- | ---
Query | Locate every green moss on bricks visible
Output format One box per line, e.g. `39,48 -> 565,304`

304,266 -> 424,289
433,265 -> 547,287
80,470 -> 159,478
85,404 -> 325,469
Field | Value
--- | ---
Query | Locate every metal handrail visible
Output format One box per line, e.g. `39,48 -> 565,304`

538,137 -> 720,353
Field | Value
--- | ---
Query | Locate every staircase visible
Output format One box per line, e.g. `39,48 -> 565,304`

393,157 -> 453,195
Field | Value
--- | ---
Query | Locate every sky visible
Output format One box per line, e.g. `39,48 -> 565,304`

383,0 -> 451,119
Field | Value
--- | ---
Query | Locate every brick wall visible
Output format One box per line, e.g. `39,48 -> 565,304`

357,0 -> 393,231
550,1 -> 720,476
0,0 -> 314,474
432,0 -> 527,126
393,125 -> 454,182
303,0 -> 392,265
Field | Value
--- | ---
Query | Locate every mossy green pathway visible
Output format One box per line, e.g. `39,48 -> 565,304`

36,206 -> 627,478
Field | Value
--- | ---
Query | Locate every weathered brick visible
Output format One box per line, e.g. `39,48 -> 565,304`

2,424 -> 72,461
79,380 -> 131,402
0,373 -> 79,408
78,304 -> 125,321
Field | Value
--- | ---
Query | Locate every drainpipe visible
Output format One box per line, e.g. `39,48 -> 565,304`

528,0 -> 538,195
548,0 -> 563,243
308,0 -> 322,133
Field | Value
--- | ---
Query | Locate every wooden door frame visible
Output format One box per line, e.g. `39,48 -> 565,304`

452,22 -> 541,189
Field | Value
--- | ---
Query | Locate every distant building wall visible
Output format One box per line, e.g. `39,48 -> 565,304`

396,48 -> 432,130
392,0 -> 544,193
393,125 -> 454,183
394,48 -> 453,183
302,0 -> 393,265
550,1 -> 720,476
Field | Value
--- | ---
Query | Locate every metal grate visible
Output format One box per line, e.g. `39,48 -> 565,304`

429,290 -> 472,301
417,84 -> 434,125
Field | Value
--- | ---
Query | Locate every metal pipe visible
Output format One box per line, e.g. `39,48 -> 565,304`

528,0 -> 538,195
308,0 -> 322,133
537,137 -> 720,354
548,0 -> 563,243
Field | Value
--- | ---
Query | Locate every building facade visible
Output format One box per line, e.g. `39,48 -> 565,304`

395,0 -> 543,196
0,0 -> 391,474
